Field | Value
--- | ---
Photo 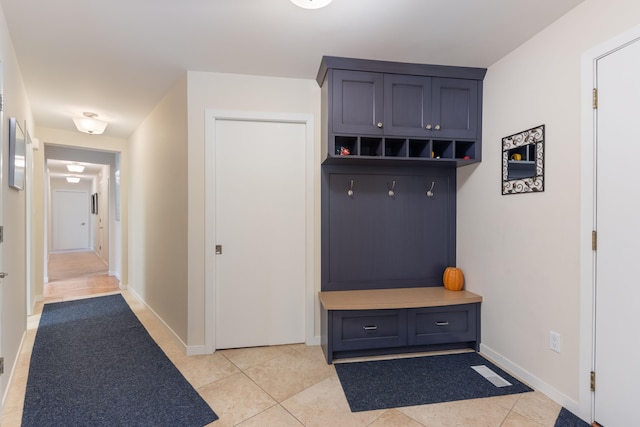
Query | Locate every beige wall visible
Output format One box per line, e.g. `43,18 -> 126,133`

0,3 -> 34,404
94,165 -> 110,264
128,75 -> 189,341
457,0 -> 640,416
185,71 -> 321,348
29,141 -> 45,307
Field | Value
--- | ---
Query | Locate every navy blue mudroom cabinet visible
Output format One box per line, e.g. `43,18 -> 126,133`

317,56 -> 486,166
317,56 -> 486,363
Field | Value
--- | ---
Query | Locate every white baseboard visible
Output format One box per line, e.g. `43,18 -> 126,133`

480,344 -> 583,419
307,335 -> 321,346
127,288 -> 323,356
186,345 -> 209,356
126,288 -> 189,355
1,331 -> 27,411
50,248 -> 93,254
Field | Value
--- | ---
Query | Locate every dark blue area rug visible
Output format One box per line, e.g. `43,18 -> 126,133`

555,408 -> 590,427
335,351 -> 533,412
22,294 -> 218,426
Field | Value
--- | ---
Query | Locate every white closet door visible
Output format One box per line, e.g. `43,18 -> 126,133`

52,190 -> 90,251
214,118 -> 306,349
594,37 -> 640,426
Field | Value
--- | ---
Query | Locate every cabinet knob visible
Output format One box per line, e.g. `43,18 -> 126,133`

377,122 -> 383,128
435,124 -> 441,130
425,124 -> 432,130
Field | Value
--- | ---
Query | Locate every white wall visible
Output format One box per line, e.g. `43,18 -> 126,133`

186,72 -> 321,348
457,0 -> 640,417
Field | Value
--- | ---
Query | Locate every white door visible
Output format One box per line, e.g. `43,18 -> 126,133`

594,37 -> 640,426
0,64 -> 4,366
52,190 -> 90,251
214,118 -> 306,349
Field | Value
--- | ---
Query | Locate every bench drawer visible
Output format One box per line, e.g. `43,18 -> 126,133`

332,309 -> 407,351
408,304 -> 478,346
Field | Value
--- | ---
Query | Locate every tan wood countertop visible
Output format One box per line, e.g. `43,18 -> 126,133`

318,287 -> 482,310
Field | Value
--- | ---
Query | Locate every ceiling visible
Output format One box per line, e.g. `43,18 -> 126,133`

1,0 -> 584,139
47,159 -> 105,183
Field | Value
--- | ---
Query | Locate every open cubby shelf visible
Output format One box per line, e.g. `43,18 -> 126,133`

332,135 -> 478,164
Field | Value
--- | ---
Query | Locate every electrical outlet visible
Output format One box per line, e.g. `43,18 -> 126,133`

550,331 -> 562,353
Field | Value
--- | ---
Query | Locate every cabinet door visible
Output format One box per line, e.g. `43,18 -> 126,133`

431,78 -> 478,139
407,304 -> 477,346
332,309 -> 407,351
384,74 -> 431,136
332,69 -> 384,135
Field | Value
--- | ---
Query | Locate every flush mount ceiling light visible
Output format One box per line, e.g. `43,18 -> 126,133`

66,164 -> 85,173
72,112 -> 107,135
290,0 -> 332,9
66,176 -> 81,183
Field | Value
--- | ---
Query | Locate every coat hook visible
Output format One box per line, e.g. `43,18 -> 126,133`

388,180 -> 396,198
427,181 -> 435,197
347,180 -> 354,198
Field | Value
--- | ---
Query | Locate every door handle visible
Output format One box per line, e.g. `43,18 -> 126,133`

81,223 -> 86,225
215,245 -> 222,255
0,272 -> 8,278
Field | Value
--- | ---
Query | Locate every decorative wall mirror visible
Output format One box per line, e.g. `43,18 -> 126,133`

502,124 -> 545,195
8,117 -> 26,191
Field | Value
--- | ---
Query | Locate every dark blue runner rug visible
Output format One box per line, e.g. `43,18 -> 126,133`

22,294 -> 218,426
335,351 -> 532,412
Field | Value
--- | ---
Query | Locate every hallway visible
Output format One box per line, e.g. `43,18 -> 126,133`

44,251 -> 119,302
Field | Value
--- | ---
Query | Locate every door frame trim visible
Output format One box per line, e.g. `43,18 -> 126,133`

204,110 -> 315,353
580,23 -> 640,423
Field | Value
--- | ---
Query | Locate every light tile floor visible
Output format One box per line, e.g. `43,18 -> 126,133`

1,290 -> 563,426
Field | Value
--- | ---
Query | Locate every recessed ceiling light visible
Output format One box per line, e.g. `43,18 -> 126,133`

66,164 -> 85,173
290,0 -> 332,9
66,176 -> 81,183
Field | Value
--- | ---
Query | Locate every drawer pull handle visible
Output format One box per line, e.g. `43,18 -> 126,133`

363,325 -> 378,331
435,321 -> 449,326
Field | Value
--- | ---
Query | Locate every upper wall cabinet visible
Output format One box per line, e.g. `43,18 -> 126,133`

385,74 -> 478,139
332,70 -> 384,135
317,56 -> 486,166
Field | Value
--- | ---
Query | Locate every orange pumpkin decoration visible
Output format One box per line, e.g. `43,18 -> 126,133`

443,267 -> 464,291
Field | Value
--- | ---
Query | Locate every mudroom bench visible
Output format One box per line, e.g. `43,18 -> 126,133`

319,287 -> 482,364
